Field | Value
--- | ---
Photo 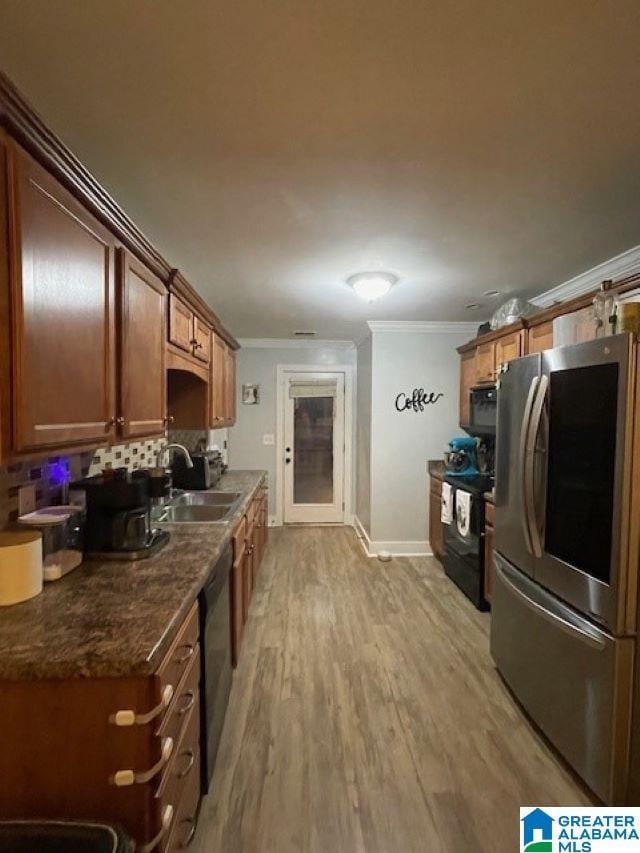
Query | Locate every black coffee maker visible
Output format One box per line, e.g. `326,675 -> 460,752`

74,469 -> 169,559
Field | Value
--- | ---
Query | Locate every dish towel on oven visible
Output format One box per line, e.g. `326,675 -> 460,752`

441,482 -> 453,525
456,490 -> 472,537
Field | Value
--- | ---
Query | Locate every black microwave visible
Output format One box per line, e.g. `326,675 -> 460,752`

468,386 -> 497,435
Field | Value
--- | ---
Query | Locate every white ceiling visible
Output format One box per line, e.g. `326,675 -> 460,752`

1,0 -> 639,341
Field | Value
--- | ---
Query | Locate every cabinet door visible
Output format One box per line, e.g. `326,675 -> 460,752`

117,249 -> 166,439
192,316 -> 211,363
527,321 -> 554,355
459,350 -> 476,427
210,334 -> 227,426
475,341 -> 496,384
428,479 -> 443,562
494,330 -> 523,374
10,144 -> 116,450
168,294 -> 193,353
484,522 -> 494,603
231,548 -> 244,667
224,347 -> 236,424
243,522 -> 254,623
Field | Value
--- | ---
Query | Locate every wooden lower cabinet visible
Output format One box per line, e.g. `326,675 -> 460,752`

428,476 -> 444,562
0,603 -> 201,851
230,483 -> 269,668
484,500 -> 495,604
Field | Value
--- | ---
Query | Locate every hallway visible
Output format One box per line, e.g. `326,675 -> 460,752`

193,526 -> 592,853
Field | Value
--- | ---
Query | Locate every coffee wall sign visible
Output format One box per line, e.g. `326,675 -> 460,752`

395,388 -> 444,412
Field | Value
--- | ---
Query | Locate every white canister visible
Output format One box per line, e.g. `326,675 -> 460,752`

0,530 -> 43,605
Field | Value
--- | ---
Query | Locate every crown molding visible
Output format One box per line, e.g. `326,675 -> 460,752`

237,338 -> 356,349
366,320 -> 479,334
531,244 -> 640,308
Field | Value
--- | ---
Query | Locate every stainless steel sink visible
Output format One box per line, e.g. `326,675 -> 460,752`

173,491 -> 241,506
158,504 -> 232,523
155,490 -> 243,524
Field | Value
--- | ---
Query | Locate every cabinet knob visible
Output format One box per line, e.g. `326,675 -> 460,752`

116,416 -> 125,427
164,415 -> 175,426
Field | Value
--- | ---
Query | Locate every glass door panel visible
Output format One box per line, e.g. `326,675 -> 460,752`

544,363 -> 618,584
293,396 -> 334,505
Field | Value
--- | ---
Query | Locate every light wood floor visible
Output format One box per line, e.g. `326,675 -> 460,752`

193,526 -> 593,853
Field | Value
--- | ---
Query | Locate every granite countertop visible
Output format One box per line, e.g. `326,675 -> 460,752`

0,470 -> 267,682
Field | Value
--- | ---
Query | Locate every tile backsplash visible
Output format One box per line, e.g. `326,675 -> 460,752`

0,437 -> 167,531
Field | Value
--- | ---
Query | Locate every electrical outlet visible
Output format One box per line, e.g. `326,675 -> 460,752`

18,484 -> 36,516
262,434 -> 275,446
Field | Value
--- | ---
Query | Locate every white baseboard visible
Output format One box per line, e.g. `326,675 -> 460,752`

353,516 -> 432,558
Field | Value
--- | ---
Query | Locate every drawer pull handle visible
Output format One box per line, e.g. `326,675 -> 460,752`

179,816 -> 198,848
138,804 -> 174,853
111,736 -> 174,787
177,689 -> 196,716
176,748 -> 196,779
175,643 -> 195,664
110,684 -> 174,727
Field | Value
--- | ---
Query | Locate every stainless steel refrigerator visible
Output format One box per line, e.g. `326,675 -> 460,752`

490,332 -> 640,804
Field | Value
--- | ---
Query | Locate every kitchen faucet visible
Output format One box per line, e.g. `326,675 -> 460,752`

156,443 -> 194,470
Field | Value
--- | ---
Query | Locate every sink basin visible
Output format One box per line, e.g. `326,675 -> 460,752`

174,491 -> 241,506
158,504 -> 232,523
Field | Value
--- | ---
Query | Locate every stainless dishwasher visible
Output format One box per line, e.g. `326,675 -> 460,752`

198,542 -> 233,792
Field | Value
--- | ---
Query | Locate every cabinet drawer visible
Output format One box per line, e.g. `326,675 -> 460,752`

158,699 -> 200,829
159,647 -> 199,749
163,753 -> 201,852
157,604 -> 199,703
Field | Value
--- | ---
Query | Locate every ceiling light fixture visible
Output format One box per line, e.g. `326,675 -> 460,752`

347,271 -> 398,302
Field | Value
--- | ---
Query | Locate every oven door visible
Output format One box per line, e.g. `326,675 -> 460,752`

526,334 -> 636,635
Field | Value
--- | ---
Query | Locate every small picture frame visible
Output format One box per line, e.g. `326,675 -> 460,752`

242,383 -> 260,405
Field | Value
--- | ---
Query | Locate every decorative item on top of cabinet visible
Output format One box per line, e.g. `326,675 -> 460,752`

527,320 -> 554,355
0,602 -> 201,851
484,499 -> 494,603
117,249 -> 167,439
5,138 -> 118,454
429,475 -> 444,562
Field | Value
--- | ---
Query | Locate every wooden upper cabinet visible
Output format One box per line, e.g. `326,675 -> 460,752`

210,333 -> 227,426
527,321 -> 554,355
168,293 -> 194,353
192,316 -> 211,364
494,330 -> 523,375
224,346 -> 236,424
459,350 -> 476,427
9,143 -> 117,451
117,249 -> 166,439
475,341 -> 496,384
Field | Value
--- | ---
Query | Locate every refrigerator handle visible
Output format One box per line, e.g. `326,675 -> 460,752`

518,376 -> 539,555
495,562 -> 606,651
525,374 -> 549,558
